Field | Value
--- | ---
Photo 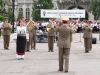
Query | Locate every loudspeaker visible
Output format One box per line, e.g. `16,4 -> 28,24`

92,38 -> 97,44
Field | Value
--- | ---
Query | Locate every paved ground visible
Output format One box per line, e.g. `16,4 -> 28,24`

0,33 -> 100,75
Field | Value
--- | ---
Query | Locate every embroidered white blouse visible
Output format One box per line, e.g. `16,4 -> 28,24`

16,26 -> 27,36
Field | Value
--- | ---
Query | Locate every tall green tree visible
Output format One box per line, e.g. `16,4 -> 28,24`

0,0 -> 6,21
32,0 -> 53,21
0,0 -> 6,15
0,0 -> 4,9
7,11 -> 14,23
90,0 -> 100,20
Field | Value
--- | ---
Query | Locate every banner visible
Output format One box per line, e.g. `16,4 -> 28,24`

41,9 -> 85,18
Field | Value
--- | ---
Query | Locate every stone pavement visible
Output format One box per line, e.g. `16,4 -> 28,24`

0,33 -> 100,75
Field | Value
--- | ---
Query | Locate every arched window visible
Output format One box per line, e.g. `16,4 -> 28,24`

19,8 -> 23,17
26,8 -> 30,20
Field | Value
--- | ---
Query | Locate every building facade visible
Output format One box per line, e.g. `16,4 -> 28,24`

5,0 -> 33,20
4,0 -> 94,20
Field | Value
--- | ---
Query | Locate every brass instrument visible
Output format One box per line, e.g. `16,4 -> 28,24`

27,20 -> 35,32
47,28 -> 51,32
47,24 -> 52,32
84,25 -> 92,32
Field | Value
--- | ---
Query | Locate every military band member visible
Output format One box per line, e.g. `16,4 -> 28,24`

47,19 -> 55,52
83,23 -> 92,53
32,23 -> 37,50
56,16 -> 72,73
2,17 -> 12,50
27,20 -> 37,50
25,20 -> 30,52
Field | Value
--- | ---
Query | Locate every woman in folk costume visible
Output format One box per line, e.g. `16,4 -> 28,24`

16,17 -> 27,60
2,17 -> 12,50
27,20 -> 37,50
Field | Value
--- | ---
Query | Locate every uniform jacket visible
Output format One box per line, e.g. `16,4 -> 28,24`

27,25 -> 37,37
56,24 -> 72,48
47,23 -> 55,36
2,23 -> 12,35
83,26 -> 92,38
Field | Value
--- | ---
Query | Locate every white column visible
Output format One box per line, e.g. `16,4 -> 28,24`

23,4 -> 26,19
30,5 -> 32,20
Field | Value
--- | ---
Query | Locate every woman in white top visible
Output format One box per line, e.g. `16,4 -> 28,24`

16,17 -> 27,60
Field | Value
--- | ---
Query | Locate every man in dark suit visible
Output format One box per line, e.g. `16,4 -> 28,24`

56,16 -> 72,73
83,23 -> 92,53
47,19 -> 55,52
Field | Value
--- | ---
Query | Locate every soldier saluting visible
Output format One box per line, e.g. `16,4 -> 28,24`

56,16 -> 72,73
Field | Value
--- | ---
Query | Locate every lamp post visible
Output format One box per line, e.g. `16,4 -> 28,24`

12,0 -> 15,33
36,4 -> 43,21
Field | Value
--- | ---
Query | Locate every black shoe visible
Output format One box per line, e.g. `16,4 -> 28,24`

5,48 -> 9,50
85,51 -> 89,53
17,58 -> 21,60
51,50 -> 54,52
33,47 -> 36,50
21,58 -> 24,60
26,50 -> 31,52
64,71 -> 68,73
58,69 -> 63,71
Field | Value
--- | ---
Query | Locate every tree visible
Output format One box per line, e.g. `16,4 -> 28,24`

7,11 -> 14,23
90,0 -> 100,20
0,15 -> 4,21
0,0 -> 4,9
0,0 -> 6,16
32,0 -> 54,21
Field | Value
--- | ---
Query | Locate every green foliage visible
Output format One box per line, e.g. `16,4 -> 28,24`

32,0 -> 54,21
7,11 -> 14,23
0,0 -> 5,21
38,0 -> 53,9
0,0 -> 3,8
0,0 -> 6,15
0,15 -> 4,21
90,0 -> 100,20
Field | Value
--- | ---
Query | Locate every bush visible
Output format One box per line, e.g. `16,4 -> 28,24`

0,15 -> 4,21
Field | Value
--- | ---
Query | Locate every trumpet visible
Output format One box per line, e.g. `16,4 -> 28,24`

47,28 -> 51,32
